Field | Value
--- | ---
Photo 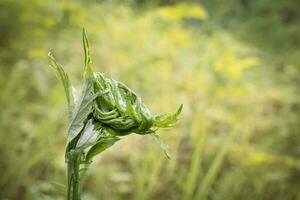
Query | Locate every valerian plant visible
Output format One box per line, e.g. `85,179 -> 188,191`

48,29 -> 182,200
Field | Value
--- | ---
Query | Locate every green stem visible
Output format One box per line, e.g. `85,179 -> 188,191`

67,150 -> 82,200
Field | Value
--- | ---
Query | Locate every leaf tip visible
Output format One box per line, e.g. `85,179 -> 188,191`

177,104 -> 183,115
48,52 -> 57,70
48,51 -> 55,61
82,28 -> 89,52
82,28 -> 93,80
82,28 -> 87,39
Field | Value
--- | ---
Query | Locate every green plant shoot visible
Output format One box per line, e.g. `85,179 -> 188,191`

48,29 -> 182,200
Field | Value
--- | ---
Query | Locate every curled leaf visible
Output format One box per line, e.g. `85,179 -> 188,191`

153,104 -> 183,128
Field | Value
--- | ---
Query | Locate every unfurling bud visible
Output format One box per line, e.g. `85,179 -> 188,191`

49,28 -> 182,162
92,72 -> 182,136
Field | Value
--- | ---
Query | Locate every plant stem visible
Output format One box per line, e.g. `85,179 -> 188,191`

67,149 -> 82,200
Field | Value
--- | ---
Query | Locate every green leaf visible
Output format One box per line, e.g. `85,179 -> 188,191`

67,81 -> 99,146
85,136 -> 120,161
151,132 -> 171,159
76,119 -> 99,149
153,104 -> 183,128
48,52 -> 73,117
82,28 -> 93,80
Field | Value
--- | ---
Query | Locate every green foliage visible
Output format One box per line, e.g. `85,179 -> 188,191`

49,29 -> 182,199
1,0 -> 300,200
203,0 -> 300,69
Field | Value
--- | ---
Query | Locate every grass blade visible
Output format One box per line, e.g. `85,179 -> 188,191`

195,130 -> 236,200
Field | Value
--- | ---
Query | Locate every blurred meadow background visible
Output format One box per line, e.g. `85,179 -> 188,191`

1,0 -> 300,199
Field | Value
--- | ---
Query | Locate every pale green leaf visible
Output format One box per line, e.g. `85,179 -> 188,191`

86,136 -> 120,161
153,104 -> 183,128
76,119 -> 99,149
67,81 -> 98,145
48,52 -> 73,116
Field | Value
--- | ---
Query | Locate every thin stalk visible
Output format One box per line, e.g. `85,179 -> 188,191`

67,150 -> 82,200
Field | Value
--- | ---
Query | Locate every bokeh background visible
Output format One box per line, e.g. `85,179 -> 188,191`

1,0 -> 300,199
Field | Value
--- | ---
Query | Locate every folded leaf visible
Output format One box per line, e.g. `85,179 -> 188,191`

76,119 -> 99,149
85,136 -> 120,161
67,81 -> 99,146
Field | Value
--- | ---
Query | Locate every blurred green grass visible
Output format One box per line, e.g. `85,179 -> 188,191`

1,0 -> 300,199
